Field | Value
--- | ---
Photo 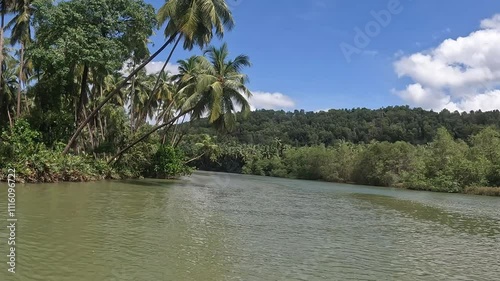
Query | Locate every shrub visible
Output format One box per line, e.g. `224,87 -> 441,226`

147,145 -> 192,179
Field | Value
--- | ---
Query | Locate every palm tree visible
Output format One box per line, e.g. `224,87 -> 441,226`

8,0 -> 33,118
185,134 -> 219,164
1,54 -> 20,127
150,0 -> 235,95
183,43 -> 251,130
148,70 -> 175,125
64,0 -> 235,154
155,56 -> 201,125
108,43 -> 251,164
0,0 -> 14,110
127,70 -> 154,131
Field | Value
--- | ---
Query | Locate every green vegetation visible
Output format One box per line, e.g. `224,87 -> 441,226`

0,0 -> 251,182
182,109 -> 500,196
186,107 -> 500,146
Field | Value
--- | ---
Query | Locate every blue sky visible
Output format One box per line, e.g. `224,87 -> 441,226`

146,0 -> 500,112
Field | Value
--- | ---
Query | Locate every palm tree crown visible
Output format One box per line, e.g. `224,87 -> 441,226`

157,0 -> 235,50
181,43 -> 251,131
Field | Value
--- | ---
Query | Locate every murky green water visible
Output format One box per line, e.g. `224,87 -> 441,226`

0,171 -> 499,280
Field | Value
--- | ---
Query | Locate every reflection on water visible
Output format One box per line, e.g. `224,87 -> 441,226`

0,172 -> 499,281
352,193 -> 500,237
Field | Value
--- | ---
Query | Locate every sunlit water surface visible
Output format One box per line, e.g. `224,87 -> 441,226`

0,171 -> 499,280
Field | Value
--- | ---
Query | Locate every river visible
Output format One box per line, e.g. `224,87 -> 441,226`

0,171 -> 499,280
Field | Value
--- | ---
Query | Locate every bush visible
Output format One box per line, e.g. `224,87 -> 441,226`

0,120 -> 107,182
147,145 -> 192,179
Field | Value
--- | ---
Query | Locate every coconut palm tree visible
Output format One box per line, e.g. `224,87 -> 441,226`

0,0 -> 14,98
108,43 -> 251,164
64,0 -> 235,154
0,0 -> 14,113
1,54 -> 20,127
127,70 -> 154,131
185,134 -> 219,164
8,0 -> 33,118
148,70 -> 175,125
183,43 -> 252,130
150,0 -> 235,95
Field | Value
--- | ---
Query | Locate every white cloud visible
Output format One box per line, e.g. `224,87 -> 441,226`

394,14 -> 500,112
248,91 -> 296,110
145,61 -> 180,75
481,14 -> 500,30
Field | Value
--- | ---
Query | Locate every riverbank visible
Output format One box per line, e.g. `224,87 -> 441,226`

2,165 -> 499,197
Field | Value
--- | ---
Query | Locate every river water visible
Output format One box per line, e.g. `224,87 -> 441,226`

0,171 -> 499,280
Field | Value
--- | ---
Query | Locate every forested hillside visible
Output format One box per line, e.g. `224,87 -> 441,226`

182,107 -> 500,196
187,106 -> 500,146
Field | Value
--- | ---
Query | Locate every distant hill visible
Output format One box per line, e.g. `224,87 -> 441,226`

186,106 -> 500,146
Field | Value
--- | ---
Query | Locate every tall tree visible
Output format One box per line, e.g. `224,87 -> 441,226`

1,51 -> 20,127
29,0 -> 156,150
8,0 -> 33,118
184,43 -> 251,130
64,0 -> 235,154
0,0 -> 14,120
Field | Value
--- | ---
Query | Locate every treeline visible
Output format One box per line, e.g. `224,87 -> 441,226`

187,107 -> 500,146
0,120 -> 193,182
184,127 -> 500,196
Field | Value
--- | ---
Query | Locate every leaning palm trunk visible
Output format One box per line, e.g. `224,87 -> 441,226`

7,108 -> 12,127
184,152 -> 205,164
108,108 -> 192,165
0,3 -> 5,106
16,42 -> 23,117
63,39 -> 175,154
149,36 -> 181,100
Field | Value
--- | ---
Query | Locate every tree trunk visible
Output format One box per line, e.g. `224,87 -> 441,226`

16,42 -> 24,118
7,108 -> 12,128
185,152 -> 205,164
139,36 -> 182,128
83,108 -> 95,151
0,3 -> 5,104
171,114 -> 186,143
173,131 -> 187,148
63,37 -> 178,154
98,112 -> 105,141
77,63 -> 89,124
98,84 -> 105,142
108,109 -> 191,165
129,62 -> 136,132
148,36 -> 181,106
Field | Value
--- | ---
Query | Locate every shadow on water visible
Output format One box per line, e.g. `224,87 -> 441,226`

116,179 -> 177,188
351,193 -> 500,238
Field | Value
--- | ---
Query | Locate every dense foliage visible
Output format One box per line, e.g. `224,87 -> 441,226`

183,126 -> 500,196
0,0 -> 251,181
187,107 -> 500,146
